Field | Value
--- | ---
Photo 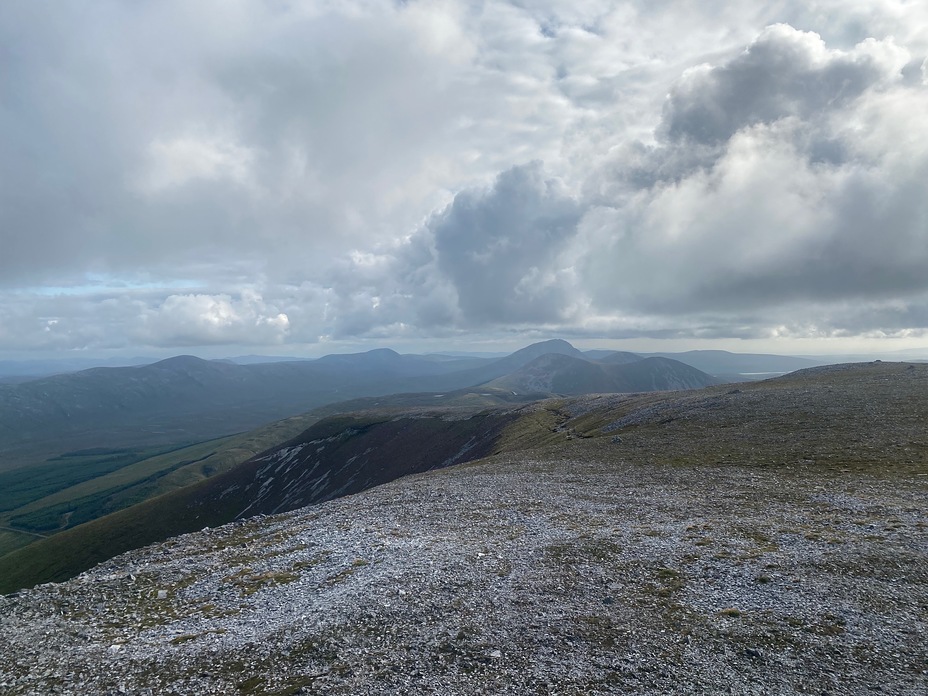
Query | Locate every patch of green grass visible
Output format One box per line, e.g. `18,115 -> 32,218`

232,570 -> 301,596
544,537 -> 623,565
496,403 -> 572,453
326,558 -> 371,585
736,526 -> 780,553
291,551 -> 333,571
577,614 -> 624,649
0,445 -> 186,513
169,633 -> 201,645
653,567 -> 684,597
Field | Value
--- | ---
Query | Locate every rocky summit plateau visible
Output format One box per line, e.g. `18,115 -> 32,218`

2,362 -> 927,695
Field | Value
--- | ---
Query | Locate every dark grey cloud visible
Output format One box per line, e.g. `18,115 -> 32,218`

659,24 -> 893,146
430,162 -> 582,324
320,162 -> 582,337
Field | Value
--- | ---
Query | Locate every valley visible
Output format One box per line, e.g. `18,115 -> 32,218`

0,340 -> 724,577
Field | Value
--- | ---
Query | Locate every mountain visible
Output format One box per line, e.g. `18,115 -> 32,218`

642,349 -> 823,377
592,350 -> 643,364
0,342 -> 585,465
226,354 -> 311,364
0,340 -> 825,572
395,339 -> 593,392
0,340 -> 663,562
2,362 -> 926,695
0,348 -> 718,592
0,351 -> 485,466
0,356 -> 157,380
314,348 -> 444,376
492,338 -> 584,366
0,343 -> 820,470
485,353 -> 720,395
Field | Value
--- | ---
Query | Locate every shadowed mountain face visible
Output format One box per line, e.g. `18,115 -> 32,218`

193,410 -> 521,520
484,354 -> 721,395
592,350 -> 643,364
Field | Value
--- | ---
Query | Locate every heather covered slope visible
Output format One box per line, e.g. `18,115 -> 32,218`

1,362 -> 926,695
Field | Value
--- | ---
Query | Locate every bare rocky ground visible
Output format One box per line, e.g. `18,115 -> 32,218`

1,363 -> 927,695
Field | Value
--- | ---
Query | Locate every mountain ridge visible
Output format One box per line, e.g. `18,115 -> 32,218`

0,339 -> 724,469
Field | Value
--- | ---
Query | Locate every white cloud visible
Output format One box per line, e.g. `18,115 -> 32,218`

139,135 -> 256,194
3,2 -> 928,355
135,292 -> 290,347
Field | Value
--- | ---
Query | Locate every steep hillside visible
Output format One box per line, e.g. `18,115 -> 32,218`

1,362 -> 925,695
187,408 -> 523,520
605,356 -> 722,391
0,341 -> 808,474
485,353 -> 606,394
0,386 -> 537,560
0,341 -> 619,569
0,405 -> 527,593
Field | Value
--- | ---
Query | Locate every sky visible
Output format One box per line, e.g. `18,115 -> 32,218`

2,0 -> 928,359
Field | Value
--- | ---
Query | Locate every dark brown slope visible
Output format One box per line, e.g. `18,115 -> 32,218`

0,407 -> 522,593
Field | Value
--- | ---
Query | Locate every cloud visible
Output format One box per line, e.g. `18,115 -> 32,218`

575,25 -> 928,337
0,288 -> 291,353
659,24 -> 906,147
134,291 -> 290,347
319,24 -> 928,344
0,0 -> 527,288
430,162 -> 583,324
138,135 -> 256,194
320,162 -> 583,337
3,3 -> 928,354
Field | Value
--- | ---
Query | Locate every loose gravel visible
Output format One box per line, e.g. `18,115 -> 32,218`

2,441 -> 926,695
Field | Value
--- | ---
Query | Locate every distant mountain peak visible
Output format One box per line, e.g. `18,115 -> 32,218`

364,348 -> 401,357
526,338 -> 577,351
484,351 -> 718,396
316,347 -> 402,364
507,339 -> 581,360
148,355 -> 211,368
